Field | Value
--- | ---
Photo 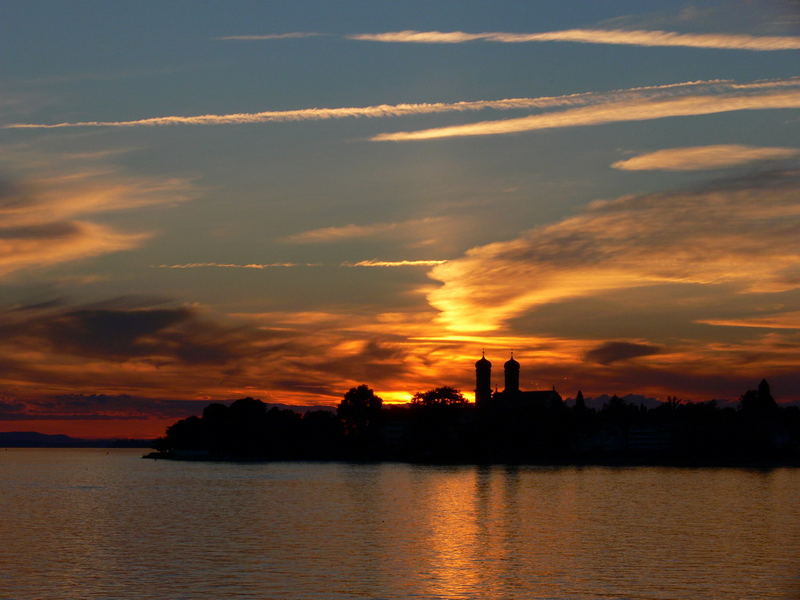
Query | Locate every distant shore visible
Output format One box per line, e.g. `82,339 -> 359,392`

0,431 -> 154,448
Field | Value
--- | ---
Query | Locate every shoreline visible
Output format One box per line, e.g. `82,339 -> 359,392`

142,451 -> 800,469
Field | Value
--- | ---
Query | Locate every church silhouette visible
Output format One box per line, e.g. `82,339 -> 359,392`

475,352 -> 563,409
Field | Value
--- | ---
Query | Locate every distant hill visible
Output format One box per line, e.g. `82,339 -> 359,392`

0,432 -> 153,448
1,431 -> 78,445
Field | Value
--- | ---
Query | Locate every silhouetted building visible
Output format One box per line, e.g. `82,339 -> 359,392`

740,378 -> 779,415
475,352 -> 492,407
504,354 -> 520,393
478,352 -> 563,409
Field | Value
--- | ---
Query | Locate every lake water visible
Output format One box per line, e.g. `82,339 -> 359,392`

1,449 -> 799,599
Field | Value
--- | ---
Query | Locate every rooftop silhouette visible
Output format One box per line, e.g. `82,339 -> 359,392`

148,354 -> 800,466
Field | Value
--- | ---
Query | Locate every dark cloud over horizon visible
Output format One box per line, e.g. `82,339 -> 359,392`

0,303 -> 266,365
585,341 -> 663,365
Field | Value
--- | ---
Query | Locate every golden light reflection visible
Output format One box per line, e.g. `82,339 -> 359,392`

413,469 -> 484,598
404,468 -> 598,599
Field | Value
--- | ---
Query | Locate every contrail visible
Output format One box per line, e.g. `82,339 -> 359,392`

5,79 -> 753,129
349,28 -> 800,51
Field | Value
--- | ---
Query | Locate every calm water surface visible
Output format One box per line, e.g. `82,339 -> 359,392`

1,449 -> 799,599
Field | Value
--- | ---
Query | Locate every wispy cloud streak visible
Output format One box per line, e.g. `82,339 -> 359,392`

612,145 -> 800,171
281,217 -> 447,243
5,79 -> 771,129
343,260 -> 448,267
372,90 -> 800,141
0,171 -> 193,279
155,262 -> 315,269
154,260 -> 448,269
349,28 -> 800,51
698,312 -> 800,330
1,222 -> 147,278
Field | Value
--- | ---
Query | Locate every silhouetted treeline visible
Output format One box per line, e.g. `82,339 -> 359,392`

149,380 -> 800,465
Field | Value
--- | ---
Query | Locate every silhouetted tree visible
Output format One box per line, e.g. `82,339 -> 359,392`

411,386 -> 467,407
600,395 -> 640,423
574,390 -> 587,413
301,410 -> 342,458
202,402 -> 229,455
337,385 -> 383,452
760,379 -> 775,403
161,415 -> 205,450
405,387 -> 473,460
226,397 -> 269,456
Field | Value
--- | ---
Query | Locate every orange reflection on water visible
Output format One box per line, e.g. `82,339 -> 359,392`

408,466 -> 596,599
412,468 -> 484,598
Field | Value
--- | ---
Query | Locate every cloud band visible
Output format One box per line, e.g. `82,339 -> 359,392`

612,145 -> 800,171
372,90 -> 800,141
348,28 -> 800,51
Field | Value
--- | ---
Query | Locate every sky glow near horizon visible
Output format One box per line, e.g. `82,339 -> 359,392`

1,0 -> 799,438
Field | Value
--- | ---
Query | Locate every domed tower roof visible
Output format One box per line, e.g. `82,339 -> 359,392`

504,353 -> 519,369
475,350 -> 491,368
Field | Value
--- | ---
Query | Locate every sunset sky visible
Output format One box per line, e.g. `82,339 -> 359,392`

1,0 -> 800,438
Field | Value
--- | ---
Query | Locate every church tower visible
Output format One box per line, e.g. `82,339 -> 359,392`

504,353 -> 520,394
475,352 -> 492,407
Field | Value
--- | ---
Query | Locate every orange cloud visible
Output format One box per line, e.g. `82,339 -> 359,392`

1,172 -> 192,226
697,312 -> 800,330
280,217 -> 448,243
0,221 -> 147,278
0,172 -> 192,279
426,171 -> 800,333
612,145 -> 800,171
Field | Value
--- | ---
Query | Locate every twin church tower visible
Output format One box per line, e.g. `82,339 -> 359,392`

475,352 -> 562,409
